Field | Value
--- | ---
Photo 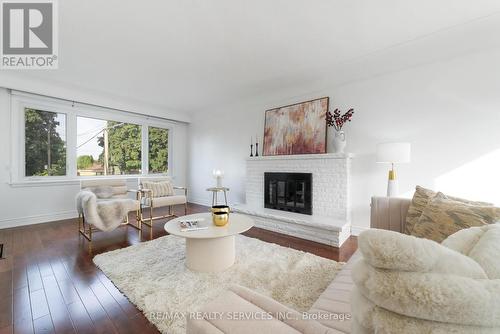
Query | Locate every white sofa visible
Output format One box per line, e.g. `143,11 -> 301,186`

187,197 -> 410,333
189,196 -> 500,333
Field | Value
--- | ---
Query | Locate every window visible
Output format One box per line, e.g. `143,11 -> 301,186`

148,126 -> 169,174
12,92 -> 175,183
25,108 -> 66,176
77,117 -> 142,176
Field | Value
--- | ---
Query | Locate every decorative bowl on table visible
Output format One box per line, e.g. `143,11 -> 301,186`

212,212 -> 229,226
211,205 -> 230,226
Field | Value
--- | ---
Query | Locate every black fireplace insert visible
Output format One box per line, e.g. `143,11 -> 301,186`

264,172 -> 312,215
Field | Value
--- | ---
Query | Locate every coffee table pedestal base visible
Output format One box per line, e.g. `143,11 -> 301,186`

186,236 -> 235,272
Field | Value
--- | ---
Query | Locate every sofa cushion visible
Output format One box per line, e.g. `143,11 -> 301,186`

468,224 -> 500,279
443,224 -> 500,279
308,251 -> 360,333
404,186 -> 491,235
142,180 -> 174,197
411,193 -> 500,242
357,229 -> 487,278
187,285 -> 340,334
143,195 -> 187,208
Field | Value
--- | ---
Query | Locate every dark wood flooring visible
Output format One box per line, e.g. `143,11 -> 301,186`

0,203 -> 357,334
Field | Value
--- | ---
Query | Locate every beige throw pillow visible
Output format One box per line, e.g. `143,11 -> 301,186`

404,186 -> 491,234
411,193 -> 500,242
142,181 -> 174,197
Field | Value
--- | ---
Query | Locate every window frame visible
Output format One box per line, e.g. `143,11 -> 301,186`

10,92 -> 174,185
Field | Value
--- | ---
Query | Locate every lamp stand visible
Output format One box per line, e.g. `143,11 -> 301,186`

387,163 -> 399,197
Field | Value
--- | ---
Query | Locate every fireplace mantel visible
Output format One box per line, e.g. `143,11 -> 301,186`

246,153 -> 354,161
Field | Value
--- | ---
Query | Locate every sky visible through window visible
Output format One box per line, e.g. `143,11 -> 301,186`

77,117 -> 106,159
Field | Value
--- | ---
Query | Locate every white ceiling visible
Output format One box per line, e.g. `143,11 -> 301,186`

2,0 -> 500,120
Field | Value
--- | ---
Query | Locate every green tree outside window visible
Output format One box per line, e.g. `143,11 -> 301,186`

25,108 -> 66,176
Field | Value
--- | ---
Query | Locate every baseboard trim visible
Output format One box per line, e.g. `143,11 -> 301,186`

0,210 -> 78,229
351,225 -> 369,236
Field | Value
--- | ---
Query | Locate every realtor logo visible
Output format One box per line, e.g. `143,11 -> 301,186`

1,0 -> 58,69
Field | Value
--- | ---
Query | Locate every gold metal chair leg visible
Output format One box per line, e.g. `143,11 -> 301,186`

78,213 -> 92,242
150,205 -> 153,226
184,202 -> 188,215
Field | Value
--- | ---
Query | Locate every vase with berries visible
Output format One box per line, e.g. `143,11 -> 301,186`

326,108 -> 354,154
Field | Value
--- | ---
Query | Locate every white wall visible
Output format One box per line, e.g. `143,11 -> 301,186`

0,88 -> 189,228
187,48 -> 500,233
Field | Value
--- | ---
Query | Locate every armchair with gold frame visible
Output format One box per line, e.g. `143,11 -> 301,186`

138,176 -> 188,227
78,179 -> 141,243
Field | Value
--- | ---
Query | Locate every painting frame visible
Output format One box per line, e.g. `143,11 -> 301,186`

263,97 -> 329,156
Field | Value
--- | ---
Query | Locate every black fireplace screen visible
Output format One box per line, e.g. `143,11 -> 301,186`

264,172 -> 312,215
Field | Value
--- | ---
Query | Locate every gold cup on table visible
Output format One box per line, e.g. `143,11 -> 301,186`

211,205 -> 230,226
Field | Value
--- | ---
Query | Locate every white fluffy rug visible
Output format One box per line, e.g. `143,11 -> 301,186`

93,235 -> 343,334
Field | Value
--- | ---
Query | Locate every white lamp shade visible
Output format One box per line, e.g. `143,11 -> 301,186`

376,142 -> 411,163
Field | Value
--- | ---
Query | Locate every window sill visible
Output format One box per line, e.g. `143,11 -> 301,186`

9,174 -> 175,188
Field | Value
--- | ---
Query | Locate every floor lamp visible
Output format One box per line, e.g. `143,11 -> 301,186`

376,142 -> 411,197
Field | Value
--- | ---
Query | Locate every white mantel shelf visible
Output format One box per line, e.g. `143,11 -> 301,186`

246,153 -> 353,161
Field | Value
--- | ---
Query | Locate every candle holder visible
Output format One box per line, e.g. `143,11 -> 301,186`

255,142 -> 259,157
250,144 -> 254,157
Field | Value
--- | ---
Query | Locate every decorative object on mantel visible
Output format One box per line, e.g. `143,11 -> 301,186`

0,243 -> 4,259
376,142 -> 411,197
263,97 -> 328,156
255,135 -> 259,157
250,136 -> 254,157
326,108 -> 354,154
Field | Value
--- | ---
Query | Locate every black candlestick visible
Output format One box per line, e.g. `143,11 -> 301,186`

255,142 -> 259,156
250,144 -> 254,157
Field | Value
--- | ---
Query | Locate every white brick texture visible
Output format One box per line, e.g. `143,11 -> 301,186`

245,154 -> 351,221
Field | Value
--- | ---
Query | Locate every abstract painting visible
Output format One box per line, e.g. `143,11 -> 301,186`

263,97 -> 328,156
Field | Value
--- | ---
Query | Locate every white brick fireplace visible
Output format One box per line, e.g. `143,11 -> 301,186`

233,153 -> 352,247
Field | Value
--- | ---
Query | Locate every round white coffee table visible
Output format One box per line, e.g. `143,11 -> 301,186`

164,213 -> 254,272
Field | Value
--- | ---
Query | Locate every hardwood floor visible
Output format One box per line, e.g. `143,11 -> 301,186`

0,203 -> 357,334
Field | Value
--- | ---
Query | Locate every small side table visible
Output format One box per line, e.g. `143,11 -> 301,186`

206,187 -> 230,206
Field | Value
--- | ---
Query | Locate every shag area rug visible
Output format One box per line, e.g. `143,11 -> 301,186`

93,235 -> 343,334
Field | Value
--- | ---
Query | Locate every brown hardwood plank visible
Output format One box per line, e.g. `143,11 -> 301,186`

13,286 -> 33,334
29,290 -> 49,321
32,315 -> 54,334
64,269 -> 118,334
40,275 -> 75,334
0,293 -> 12,329
26,264 -> 43,293
0,325 -> 13,334
0,270 -> 12,299
66,301 -> 96,334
